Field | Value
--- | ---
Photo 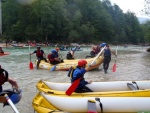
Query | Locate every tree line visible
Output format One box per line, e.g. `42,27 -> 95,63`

1,0 -> 150,45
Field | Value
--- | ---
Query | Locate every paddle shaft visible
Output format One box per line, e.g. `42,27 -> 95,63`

90,46 -> 106,66
4,94 -> 20,113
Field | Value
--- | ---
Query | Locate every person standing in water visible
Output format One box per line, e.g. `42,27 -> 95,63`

30,46 -> 47,69
103,44 -> 117,74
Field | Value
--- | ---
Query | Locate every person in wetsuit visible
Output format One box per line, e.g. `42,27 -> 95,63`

0,65 -> 19,93
103,44 -> 116,74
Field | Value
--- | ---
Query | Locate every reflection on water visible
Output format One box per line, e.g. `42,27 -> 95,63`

0,46 -> 150,113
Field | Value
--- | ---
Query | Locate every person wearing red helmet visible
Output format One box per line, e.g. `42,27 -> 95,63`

69,59 -> 93,93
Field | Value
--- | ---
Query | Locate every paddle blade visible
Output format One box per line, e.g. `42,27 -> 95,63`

29,62 -> 33,69
50,65 -> 56,72
112,63 -> 116,72
65,78 -> 81,96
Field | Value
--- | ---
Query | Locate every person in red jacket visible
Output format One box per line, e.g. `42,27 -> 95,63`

48,49 -> 63,65
0,65 -> 19,93
30,46 -> 47,69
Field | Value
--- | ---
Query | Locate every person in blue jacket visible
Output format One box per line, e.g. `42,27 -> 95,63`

71,59 -> 93,93
103,44 -> 116,74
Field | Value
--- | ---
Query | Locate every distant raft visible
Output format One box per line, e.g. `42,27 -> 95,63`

33,80 -> 150,113
0,52 -> 10,57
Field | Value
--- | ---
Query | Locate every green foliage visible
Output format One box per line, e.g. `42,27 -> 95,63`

0,0 -> 147,44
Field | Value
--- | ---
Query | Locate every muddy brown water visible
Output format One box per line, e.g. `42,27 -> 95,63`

0,45 -> 150,113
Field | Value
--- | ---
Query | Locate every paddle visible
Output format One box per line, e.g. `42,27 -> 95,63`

50,65 -> 56,72
29,45 -> 33,69
112,46 -> 118,72
4,94 -> 20,113
90,46 -> 106,66
65,78 -> 81,96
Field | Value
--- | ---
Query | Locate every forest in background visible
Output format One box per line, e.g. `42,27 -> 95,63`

1,0 -> 150,45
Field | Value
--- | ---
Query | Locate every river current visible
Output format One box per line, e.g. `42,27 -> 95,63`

0,45 -> 150,113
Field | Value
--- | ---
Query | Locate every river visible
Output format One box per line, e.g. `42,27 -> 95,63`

0,45 -> 150,113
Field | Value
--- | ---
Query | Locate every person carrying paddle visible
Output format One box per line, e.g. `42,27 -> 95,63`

69,59 -> 93,93
30,46 -> 48,69
103,44 -> 117,74
0,65 -> 19,93
48,49 -> 63,65
66,48 -> 76,60
0,47 -> 4,54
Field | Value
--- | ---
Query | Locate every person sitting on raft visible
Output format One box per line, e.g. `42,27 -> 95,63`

48,49 -> 63,65
66,48 -> 76,60
68,59 -> 93,93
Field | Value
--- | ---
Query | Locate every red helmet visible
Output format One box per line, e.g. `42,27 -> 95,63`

55,48 -> 60,50
78,60 -> 87,66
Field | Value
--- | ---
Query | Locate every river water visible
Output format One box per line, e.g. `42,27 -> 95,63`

0,45 -> 150,113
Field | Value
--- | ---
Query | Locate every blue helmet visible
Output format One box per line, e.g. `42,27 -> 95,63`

71,48 -> 76,52
100,43 -> 107,47
51,49 -> 56,53
1,89 -> 22,106
9,90 -> 22,104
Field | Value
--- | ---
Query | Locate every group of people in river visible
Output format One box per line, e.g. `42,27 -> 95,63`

29,43 -> 117,93
0,42 -> 117,107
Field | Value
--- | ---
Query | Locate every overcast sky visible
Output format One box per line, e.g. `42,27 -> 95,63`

109,0 -> 149,17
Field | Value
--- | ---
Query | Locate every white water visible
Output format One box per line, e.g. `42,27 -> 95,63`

0,45 -> 150,113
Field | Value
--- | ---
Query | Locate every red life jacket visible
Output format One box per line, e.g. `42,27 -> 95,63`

95,46 -> 100,54
36,50 -> 43,57
0,71 -> 8,85
48,54 -> 55,62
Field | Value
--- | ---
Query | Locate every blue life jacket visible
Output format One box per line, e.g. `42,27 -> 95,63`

71,67 -> 88,89
104,49 -> 111,57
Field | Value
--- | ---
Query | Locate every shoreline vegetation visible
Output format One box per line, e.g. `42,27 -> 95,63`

0,42 -> 150,52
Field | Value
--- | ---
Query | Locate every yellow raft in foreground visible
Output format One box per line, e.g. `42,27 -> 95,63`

32,80 -> 150,113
